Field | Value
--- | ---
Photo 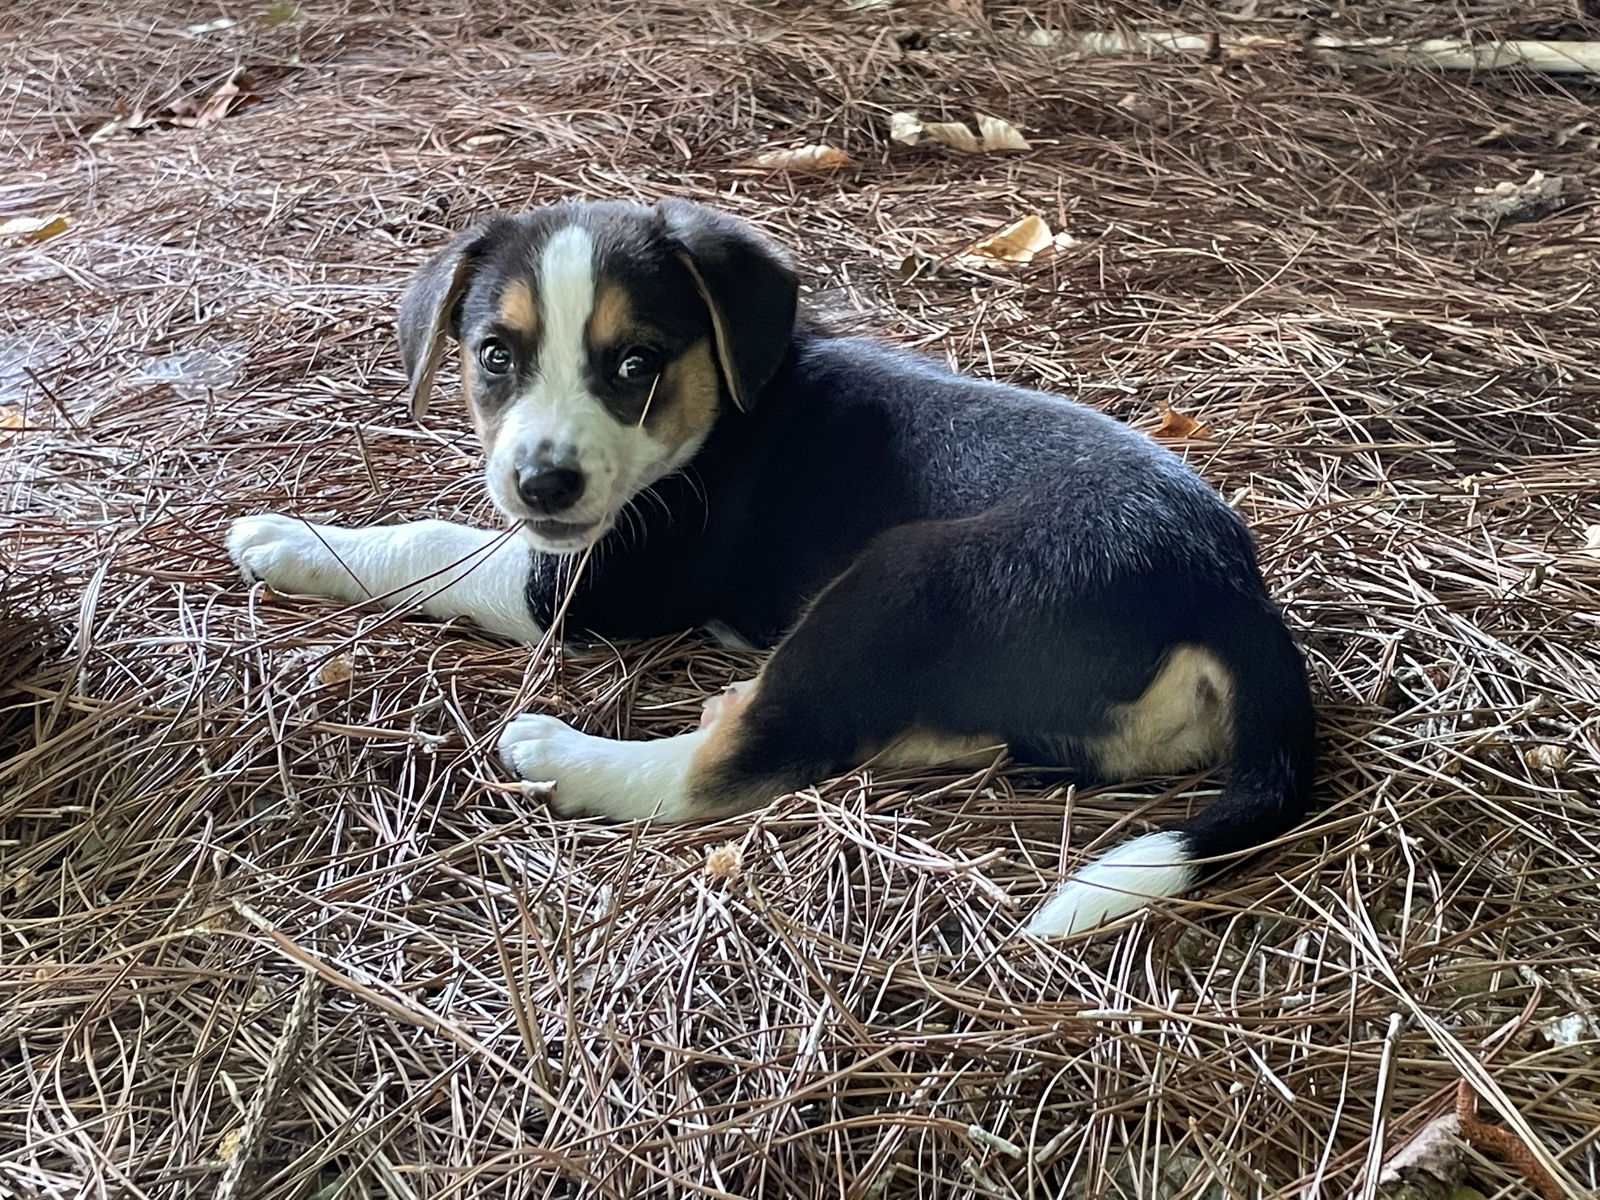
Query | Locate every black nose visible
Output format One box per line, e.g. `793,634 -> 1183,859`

516,464 -> 586,514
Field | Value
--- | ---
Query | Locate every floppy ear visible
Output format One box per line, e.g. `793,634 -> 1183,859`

657,199 -> 798,412
397,228 -> 484,421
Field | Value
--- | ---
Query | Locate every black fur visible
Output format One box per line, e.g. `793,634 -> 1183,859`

519,327 -> 1315,860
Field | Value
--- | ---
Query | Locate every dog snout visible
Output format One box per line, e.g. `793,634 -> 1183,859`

516,459 -> 586,514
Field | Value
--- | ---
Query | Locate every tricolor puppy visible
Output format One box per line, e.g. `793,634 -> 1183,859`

227,199 -> 1317,936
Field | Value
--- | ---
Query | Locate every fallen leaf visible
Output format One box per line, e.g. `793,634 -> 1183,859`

921,120 -> 981,152
975,113 -> 1029,150
1539,1011 -> 1599,1046
167,74 -> 259,129
889,111 -> 924,146
1379,1112 -> 1466,1187
889,111 -> 1030,152
1399,171 -> 1583,235
1584,524 -> 1600,556
259,1 -> 300,26
0,214 -> 69,244
1526,744 -> 1570,771
739,143 -> 852,172
1151,404 -> 1212,440
962,214 -> 1055,265
0,406 -> 28,432
1115,91 -> 1164,124
196,79 -> 246,127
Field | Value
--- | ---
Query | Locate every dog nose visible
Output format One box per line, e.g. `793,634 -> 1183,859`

516,463 -> 586,513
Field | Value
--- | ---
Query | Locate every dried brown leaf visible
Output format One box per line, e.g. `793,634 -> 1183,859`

921,120 -> 981,153
1379,1112 -> 1466,1187
168,75 -> 258,129
1152,404 -> 1212,440
217,1127 -> 244,1163
739,143 -> 852,172
704,842 -> 743,880
975,113 -> 1029,151
1525,744 -> 1570,771
0,214 -> 69,244
888,111 -> 924,146
892,112 -> 1029,153
962,214 -> 1055,265
318,653 -> 355,686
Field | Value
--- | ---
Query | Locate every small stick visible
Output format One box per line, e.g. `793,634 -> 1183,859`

21,365 -> 84,433
1357,1013 -> 1407,1199
1036,29 -> 1600,77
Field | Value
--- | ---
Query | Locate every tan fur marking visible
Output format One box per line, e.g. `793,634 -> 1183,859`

871,727 -> 1006,770
684,687 -> 1003,815
459,346 -> 498,449
588,283 -> 632,350
497,279 -> 540,339
1086,645 -> 1234,777
648,338 -> 722,452
681,678 -> 774,817
677,253 -> 745,409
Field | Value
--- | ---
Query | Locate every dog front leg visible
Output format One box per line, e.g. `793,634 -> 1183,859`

227,514 -> 542,642
497,675 -> 792,822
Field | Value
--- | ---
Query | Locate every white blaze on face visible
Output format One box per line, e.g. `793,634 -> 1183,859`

534,224 -> 597,409
484,223 -> 698,555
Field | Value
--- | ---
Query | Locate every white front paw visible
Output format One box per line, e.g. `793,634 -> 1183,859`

498,714 -> 603,816
498,713 -> 580,780
227,514 -> 358,601
498,713 -> 702,821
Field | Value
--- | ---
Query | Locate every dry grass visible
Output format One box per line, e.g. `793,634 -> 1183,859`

4,1 -> 1600,1197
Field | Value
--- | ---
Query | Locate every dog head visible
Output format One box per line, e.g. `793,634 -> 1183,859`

397,199 -> 798,554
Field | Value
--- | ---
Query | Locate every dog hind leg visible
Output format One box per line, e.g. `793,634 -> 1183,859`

500,521 -> 1009,821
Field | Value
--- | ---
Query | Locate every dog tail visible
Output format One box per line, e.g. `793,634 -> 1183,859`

1024,600 -> 1317,937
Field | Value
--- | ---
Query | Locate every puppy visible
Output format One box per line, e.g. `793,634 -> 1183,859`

227,199 -> 1317,936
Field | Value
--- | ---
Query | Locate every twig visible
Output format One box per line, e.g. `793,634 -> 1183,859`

1036,29 -> 1600,76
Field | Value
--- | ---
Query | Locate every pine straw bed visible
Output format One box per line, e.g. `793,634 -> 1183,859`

3,1 -> 1600,1197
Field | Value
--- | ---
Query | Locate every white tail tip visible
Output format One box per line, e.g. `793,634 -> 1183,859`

1024,830 -> 1196,937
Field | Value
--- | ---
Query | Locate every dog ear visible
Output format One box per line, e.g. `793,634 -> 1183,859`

397,228 -> 484,421
657,199 -> 798,412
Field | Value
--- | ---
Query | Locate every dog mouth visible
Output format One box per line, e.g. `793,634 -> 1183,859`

524,516 -> 605,551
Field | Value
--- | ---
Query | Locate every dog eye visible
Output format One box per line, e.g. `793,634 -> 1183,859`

478,339 -> 514,376
616,347 -> 662,382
